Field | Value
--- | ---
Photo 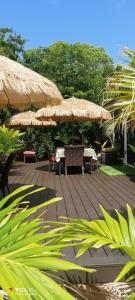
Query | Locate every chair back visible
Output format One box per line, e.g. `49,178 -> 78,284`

64,145 -> 84,167
2,152 -> 16,184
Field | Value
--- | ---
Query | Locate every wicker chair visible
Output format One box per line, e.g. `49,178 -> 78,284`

64,145 -> 84,176
44,146 -> 58,172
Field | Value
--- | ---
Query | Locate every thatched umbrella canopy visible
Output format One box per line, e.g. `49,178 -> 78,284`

36,97 -> 112,122
7,111 -> 57,128
0,55 -> 63,109
7,111 -> 57,149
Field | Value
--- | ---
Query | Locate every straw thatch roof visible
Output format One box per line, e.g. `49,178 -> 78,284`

0,55 -> 63,109
7,111 -> 57,127
36,97 -> 112,122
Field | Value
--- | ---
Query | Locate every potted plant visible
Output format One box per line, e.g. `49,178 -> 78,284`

101,140 -> 118,164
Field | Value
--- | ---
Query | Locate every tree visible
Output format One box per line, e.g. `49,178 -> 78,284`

0,27 -> 26,60
104,48 -> 135,132
23,41 -> 114,104
23,42 -> 113,146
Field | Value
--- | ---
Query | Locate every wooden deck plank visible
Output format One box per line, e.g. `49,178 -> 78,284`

5,160 -> 133,282
58,174 -> 79,261
97,171 -> 135,205
69,174 -> 108,265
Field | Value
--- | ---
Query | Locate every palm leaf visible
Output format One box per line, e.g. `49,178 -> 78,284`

0,186 -> 94,300
50,205 -> 135,282
104,47 -> 135,131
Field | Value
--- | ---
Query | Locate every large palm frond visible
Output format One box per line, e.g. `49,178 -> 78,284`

0,186 -> 94,300
104,47 -> 135,132
50,205 -> 135,283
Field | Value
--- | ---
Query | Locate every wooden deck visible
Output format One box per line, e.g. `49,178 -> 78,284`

5,161 -> 135,283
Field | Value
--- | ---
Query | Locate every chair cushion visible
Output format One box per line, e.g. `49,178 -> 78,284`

51,155 -> 56,162
23,151 -> 36,156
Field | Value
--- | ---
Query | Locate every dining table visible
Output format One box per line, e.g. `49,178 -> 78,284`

55,146 -> 97,162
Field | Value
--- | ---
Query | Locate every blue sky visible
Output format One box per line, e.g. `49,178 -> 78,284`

1,0 -> 134,61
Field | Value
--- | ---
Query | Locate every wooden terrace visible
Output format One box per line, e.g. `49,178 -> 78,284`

4,161 -> 135,283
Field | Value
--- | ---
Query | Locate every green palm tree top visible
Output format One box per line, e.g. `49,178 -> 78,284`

104,48 -> 135,132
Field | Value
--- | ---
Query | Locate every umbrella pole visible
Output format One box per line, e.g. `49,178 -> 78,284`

30,126 -> 32,149
71,121 -> 74,144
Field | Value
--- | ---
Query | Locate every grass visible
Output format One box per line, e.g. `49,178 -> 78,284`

100,165 -> 135,176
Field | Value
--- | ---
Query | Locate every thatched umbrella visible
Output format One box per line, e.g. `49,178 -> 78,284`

7,111 -> 57,149
7,111 -> 57,127
0,55 -> 63,109
36,97 -> 112,122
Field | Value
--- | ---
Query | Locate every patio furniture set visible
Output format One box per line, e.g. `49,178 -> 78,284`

22,145 -> 98,175
0,145 -> 97,196
23,145 -> 98,176
0,55 -> 110,195
48,145 -> 98,175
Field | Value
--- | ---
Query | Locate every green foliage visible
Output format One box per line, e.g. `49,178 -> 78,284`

0,29 -> 114,152
0,125 -> 24,157
0,186 -> 94,300
54,121 -> 97,147
23,41 -> 113,103
50,205 -> 135,284
127,294 -> 135,300
23,127 -> 55,159
104,47 -> 135,132
22,121 -> 102,156
0,27 -> 26,60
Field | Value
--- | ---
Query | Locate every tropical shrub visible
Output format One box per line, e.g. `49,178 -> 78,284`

54,121 -> 98,147
22,128 -> 55,159
0,125 -> 24,158
0,185 -> 94,300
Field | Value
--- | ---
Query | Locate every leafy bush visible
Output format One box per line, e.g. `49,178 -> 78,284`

23,128 -> 55,159
0,125 -> 24,158
54,121 -> 98,146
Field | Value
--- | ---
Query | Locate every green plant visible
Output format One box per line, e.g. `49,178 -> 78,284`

0,27 -> 25,60
55,121 -> 96,147
50,205 -> 135,289
23,41 -> 113,102
0,185 -> 94,300
23,128 -> 55,159
0,125 -> 24,157
104,48 -> 135,132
